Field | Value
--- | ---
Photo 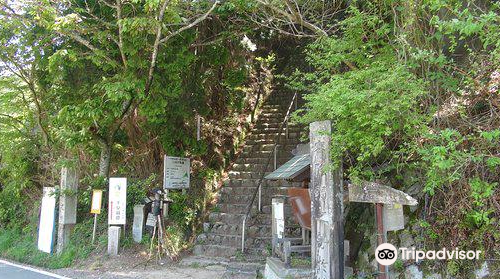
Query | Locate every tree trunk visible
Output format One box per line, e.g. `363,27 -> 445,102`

98,142 -> 111,178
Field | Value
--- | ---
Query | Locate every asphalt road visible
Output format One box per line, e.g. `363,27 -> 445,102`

0,260 -> 71,279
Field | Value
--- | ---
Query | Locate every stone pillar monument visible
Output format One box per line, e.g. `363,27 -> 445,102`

57,167 -> 78,254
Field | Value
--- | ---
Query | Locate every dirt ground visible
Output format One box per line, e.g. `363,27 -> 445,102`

52,245 -> 261,279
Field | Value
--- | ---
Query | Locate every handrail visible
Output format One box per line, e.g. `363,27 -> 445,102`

241,92 -> 298,252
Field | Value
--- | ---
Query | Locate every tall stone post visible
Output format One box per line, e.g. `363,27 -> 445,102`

132,205 -> 145,243
57,167 -> 78,254
310,120 -> 344,279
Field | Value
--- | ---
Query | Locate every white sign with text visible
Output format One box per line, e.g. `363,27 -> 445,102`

38,187 -> 56,253
163,156 -> 190,189
108,178 -> 127,225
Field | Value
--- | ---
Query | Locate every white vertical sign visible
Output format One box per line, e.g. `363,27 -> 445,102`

108,178 -> 127,225
163,156 -> 190,189
38,187 -> 56,253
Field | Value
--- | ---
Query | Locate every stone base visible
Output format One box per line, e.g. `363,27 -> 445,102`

264,257 -> 311,279
108,226 -> 121,256
264,257 -> 354,279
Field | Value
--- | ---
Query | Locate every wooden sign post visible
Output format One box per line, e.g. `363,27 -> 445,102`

348,181 -> 418,279
90,189 -> 103,244
310,120 -> 344,279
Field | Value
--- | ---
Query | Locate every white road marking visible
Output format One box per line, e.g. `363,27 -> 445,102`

0,259 -> 72,279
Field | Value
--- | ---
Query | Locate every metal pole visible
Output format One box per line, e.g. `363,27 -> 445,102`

241,217 -> 246,252
258,185 -> 262,212
376,203 -> 387,279
92,214 -> 97,244
274,145 -> 278,170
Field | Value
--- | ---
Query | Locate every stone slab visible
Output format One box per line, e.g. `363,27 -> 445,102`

132,205 -> 145,243
108,226 -> 121,256
264,257 -> 311,279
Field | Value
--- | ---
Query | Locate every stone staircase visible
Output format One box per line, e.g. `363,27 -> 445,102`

193,91 -> 305,259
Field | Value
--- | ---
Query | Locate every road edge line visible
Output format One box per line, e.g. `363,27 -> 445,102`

0,259 -> 72,279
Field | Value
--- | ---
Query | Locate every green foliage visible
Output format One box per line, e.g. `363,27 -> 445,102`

295,4 -> 428,180
0,224 -> 94,269
419,129 -> 469,195
168,191 -> 198,231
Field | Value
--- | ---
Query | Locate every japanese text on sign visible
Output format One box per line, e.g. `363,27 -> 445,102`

108,178 -> 127,225
163,156 -> 190,189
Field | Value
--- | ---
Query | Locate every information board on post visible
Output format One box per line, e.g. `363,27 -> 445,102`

38,187 -> 56,253
91,190 -> 103,214
163,156 -> 190,189
108,178 -> 127,225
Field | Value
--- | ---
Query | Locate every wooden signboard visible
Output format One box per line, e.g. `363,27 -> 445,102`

108,178 -> 127,225
91,190 -> 103,214
38,187 -> 56,253
348,181 -> 418,206
163,156 -> 190,189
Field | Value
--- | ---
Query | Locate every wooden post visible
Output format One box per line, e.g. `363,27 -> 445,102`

376,203 -> 387,279
310,120 -> 344,279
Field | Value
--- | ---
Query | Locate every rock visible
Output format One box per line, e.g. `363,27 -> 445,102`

425,274 -> 442,279
475,262 -> 489,279
405,265 -> 423,279
203,223 -> 210,233
205,265 -> 226,271
197,233 -> 207,243
389,271 -> 401,279
399,231 -> 415,248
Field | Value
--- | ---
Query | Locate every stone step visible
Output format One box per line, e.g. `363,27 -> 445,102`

205,222 -> 301,238
222,179 -> 300,188
251,127 -> 302,134
209,212 -> 245,224
230,159 -> 296,172
246,132 -> 301,140
200,233 -> 272,248
193,244 -> 239,258
245,139 -> 302,146
229,171 -> 270,179
218,203 -> 294,215
208,212 -> 296,226
255,122 -> 301,129
219,185 -> 294,197
193,244 -> 269,258
241,143 -> 297,153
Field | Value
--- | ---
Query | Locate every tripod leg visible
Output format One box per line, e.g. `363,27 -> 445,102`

149,225 -> 156,258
